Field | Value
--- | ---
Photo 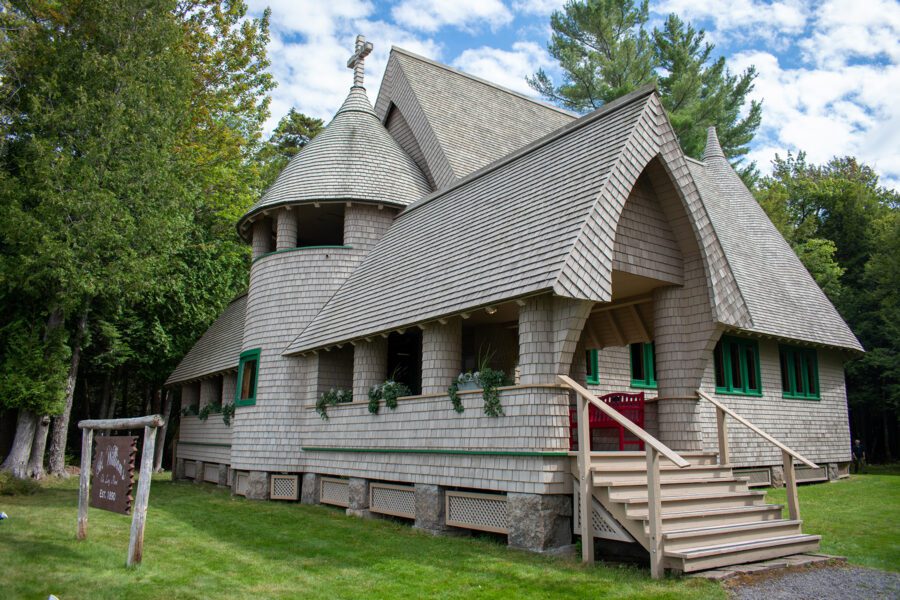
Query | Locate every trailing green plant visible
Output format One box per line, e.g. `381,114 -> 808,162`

368,380 -> 411,414
197,402 -> 222,421
447,367 -> 511,417
316,388 -> 352,421
221,403 -> 236,426
181,404 -> 199,417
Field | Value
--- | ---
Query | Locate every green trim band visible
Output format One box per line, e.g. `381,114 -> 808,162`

301,447 -> 569,457
253,245 -> 353,263
178,441 -> 232,448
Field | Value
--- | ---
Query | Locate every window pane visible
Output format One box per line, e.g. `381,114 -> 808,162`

631,343 -> 644,381
794,356 -> 805,395
585,350 -> 595,379
745,347 -> 758,391
780,350 -> 791,393
714,342 -> 725,388
806,353 -> 817,396
729,343 -> 743,389
241,359 -> 257,400
648,343 -> 656,383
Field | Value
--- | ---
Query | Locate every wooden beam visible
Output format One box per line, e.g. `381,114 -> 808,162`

716,407 -> 730,465
484,306 -> 497,315
576,393 -> 594,564
515,299 -> 527,307
783,450 -> 800,521
460,312 -> 471,320
79,415 -> 164,430
605,310 -> 625,347
127,425 -> 157,567
630,304 -> 650,341
77,428 -> 93,540
646,448 -> 664,579
590,294 -> 653,314
437,318 -> 448,325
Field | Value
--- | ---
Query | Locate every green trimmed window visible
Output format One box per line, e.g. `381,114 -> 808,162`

585,349 -> 599,385
235,348 -> 261,406
630,342 -> 656,389
714,336 -> 761,396
779,345 -> 820,400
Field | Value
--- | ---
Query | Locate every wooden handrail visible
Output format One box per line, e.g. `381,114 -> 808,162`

559,376 -> 690,468
696,390 -> 818,469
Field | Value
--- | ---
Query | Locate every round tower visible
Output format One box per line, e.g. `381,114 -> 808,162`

229,36 -> 431,490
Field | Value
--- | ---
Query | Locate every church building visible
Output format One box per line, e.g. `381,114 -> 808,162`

166,37 -> 861,575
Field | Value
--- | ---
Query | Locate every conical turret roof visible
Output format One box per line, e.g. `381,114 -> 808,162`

238,85 -> 432,235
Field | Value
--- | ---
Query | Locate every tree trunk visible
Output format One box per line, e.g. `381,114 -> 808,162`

48,310 -> 88,477
154,389 -> 172,472
98,372 -> 113,426
1,410 -> 38,478
883,408 -> 892,463
26,415 -> 51,479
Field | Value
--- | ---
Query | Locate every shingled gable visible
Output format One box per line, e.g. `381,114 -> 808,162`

284,86 -> 749,355
374,47 -> 575,189
236,85 -> 431,239
166,294 -> 247,385
691,128 -> 863,352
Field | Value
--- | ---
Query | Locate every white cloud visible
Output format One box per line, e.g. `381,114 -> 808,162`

391,0 -> 513,33
798,0 -> 900,67
730,50 -> 900,188
656,0 -> 809,33
451,41 -> 555,96
511,0 -> 564,16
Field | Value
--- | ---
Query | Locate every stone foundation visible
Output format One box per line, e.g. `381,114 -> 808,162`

507,493 -> 573,553
193,461 -> 205,484
245,470 -> 270,500
217,464 -> 229,487
347,477 -> 373,518
414,483 -> 455,535
301,472 -> 321,505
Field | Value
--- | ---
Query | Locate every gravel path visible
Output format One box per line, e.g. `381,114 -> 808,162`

728,565 -> 900,600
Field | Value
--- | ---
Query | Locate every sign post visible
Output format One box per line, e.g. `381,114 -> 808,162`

76,415 -> 164,567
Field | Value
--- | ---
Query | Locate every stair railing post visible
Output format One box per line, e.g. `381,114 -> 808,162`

576,391 -> 594,564
782,450 -> 800,521
646,446 -> 664,579
716,406 -> 730,465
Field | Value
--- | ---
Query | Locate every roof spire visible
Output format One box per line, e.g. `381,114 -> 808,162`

347,34 -> 373,88
704,126 -> 726,162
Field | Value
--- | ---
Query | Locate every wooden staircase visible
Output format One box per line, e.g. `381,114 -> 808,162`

577,451 -> 820,573
560,375 -> 823,578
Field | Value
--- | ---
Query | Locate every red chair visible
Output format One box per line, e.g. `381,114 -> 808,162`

569,391 -> 645,451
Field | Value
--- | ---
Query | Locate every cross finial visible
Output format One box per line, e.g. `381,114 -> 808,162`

347,35 -> 374,87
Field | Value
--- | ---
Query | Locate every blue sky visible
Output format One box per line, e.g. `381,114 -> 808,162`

246,0 -> 900,188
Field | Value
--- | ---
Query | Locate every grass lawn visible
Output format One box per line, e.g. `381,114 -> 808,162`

765,463 -> 900,572
1,473 -> 722,600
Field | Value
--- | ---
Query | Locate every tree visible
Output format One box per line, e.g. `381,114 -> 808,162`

529,2 -> 761,168
756,153 -> 900,461
257,108 -> 324,189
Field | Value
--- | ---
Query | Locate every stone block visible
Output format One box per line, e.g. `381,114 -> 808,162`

770,465 -> 784,487
507,493 -> 572,553
217,464 -> 229,487
301,472 -> 321,505
347,477 -> 373,518
414,483 -> 449,533
193,461 -> 205,484
245,470 -> 270,500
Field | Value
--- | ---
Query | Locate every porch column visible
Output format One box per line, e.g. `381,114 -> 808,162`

276,209 -> 298,250
421,319 -> 461,394
652,278 -> 719,452
199,378 -> 219,410
251,218 -> 271,259
518,295 -> 593,385
352,338 -> 388,401
222,372 -> 237,406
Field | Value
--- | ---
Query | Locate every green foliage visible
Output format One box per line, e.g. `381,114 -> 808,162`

447,368 -> 511,417
181,404 -> 199,417
257,108 -> 324,190
367,380 -> 411,414
316,388 -> 352,421
0,470 -> 40,496
221,403 -> 235,426
0,317 -> 70,414
448,381 -> 464,414
756,153 -> 900,457
197,402 -> 221,421
529,1 -> 761,164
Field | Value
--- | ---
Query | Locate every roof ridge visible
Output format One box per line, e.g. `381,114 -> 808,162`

398,83 -> 658,218
390,46 -> 577,118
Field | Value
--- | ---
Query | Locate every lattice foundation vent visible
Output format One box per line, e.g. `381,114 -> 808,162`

796,466 -> 828,483
445,491 -> 508,534
370,483 -> 416,519
573,486 -> 635,542
734,467 -> 772,487
234,471 -> 249,496
204,463 -> 219,483
184,461 -> 196,479
270,474 -> 300,501
320,477 -> 350,507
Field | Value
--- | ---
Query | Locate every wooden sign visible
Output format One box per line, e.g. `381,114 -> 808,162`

90,436 -> 137,515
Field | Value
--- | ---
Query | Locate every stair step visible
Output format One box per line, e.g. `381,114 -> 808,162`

591,464 -> 736,482
665,534 -> 821,572
589,451 -> 719,467
602,478 -> 749,501
622,490 -> 766,505
648,504 -> 786,532
662,520 -> 805,551
597,476 -> 747,487
625,492 -> 770,520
